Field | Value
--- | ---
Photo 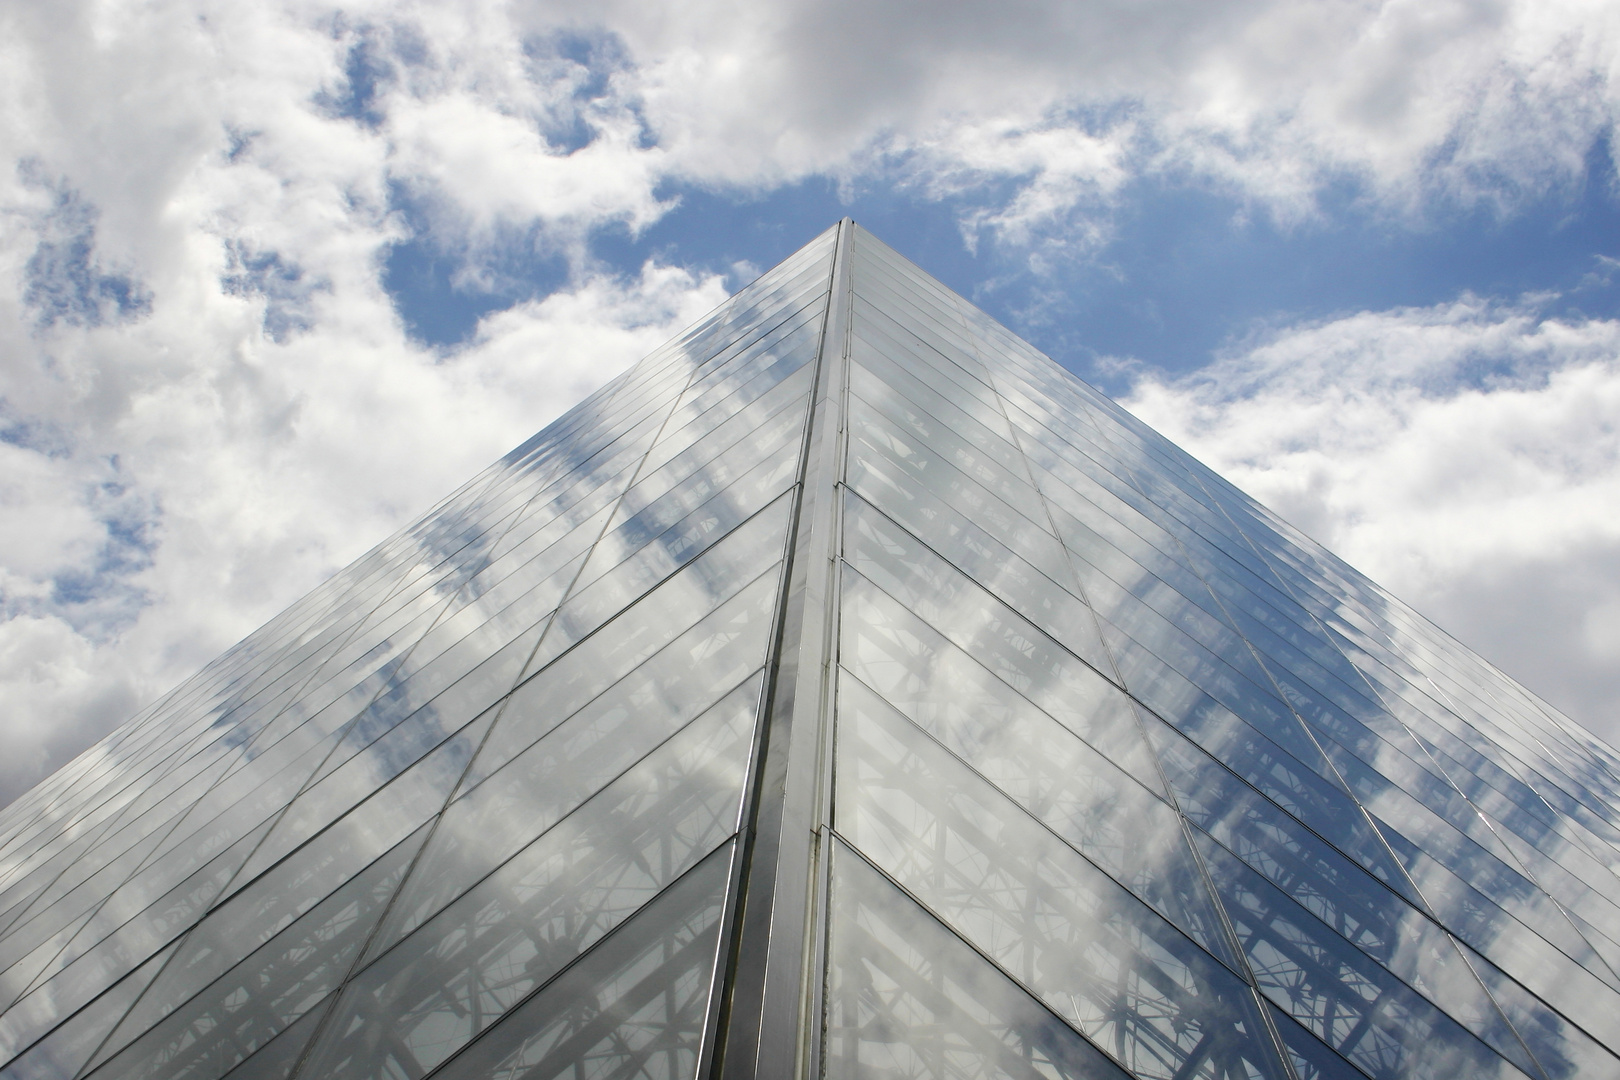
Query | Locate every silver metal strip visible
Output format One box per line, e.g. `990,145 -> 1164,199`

713,218 -> 854,1080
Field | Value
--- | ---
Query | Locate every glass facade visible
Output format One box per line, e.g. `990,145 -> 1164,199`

0,220 -> 1616,1080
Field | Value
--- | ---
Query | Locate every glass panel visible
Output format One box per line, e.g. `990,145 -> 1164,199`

0,818 -> 274,1065
1140,672 -> 1422,903
7,740 -> 251,916
82,824 -> 427,1080
397,529 -> 583,665
850,284 -> 986,386
1095,594 -> 1319,779
9,753 -> 238,934
845,428 -> 1072,588
213,619 -> 447,791
1383,835 -> 1620,1052
462,556 -> 783,793
0,941 -> 176,1080
296,598 -> 528,757
1009,417 -> 1251,593
841,489 -> 1112,699
840,565 -> 1160,795
823,839 -> 1129,1080
227,704 -> 492,893
376,672 -> 764,955
636,311 -> 820,481
0,881 -> 53,948
1148,713 -> 1535,1037
603,360 -> 811,544
477,471 -> 623,581
296,683 -> 758,1080
213,1003 -> 325,1080
851,331 -> 1025,474
1032,431 -> 1264,586
1459,940 -> 1620,1080
428,843 -> 734,1080
456,517 -> 604,631
853,284 -> 999,412
563,421 -> 803,611
1196,837 -> 1533,1080
855,275 -> 1004,393
1324,752 -> 1617,948
667,287 -> 819,397
161,695 -> 405,871
521,487 -> 792,677
0,906 -> 98,1011
101,787 -> 441,1060
849,400 -> 1054,560
1560,906 -> 1620,988
849,371 -> 1047,526
1046,499 -> 1278,698
837,672 -> 1238,973
308,601 -> 553,788
21,731 -> 237,884
1267,1005 -> 1368,1080
835,681 -> 1289,1080
142,719 -> 347,878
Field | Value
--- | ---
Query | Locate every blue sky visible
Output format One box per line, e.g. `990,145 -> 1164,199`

2,0 -> 1619,803
403,144 -> 1620,391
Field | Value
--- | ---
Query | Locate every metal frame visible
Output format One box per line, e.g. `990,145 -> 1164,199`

712,219 -> 853,1080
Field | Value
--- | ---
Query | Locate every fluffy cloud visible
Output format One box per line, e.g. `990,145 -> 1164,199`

0,0 -> 731,799
1122,294 -> 1620,743
0,0 -> 1616,802
607,0 -> 1619,231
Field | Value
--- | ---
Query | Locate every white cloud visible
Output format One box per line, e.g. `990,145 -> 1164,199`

1121,295 -> 1620,744
0,0 -> 754,801
605,0 -> 1619,232
0,615 -> 142,797
898,116 -> 1137,256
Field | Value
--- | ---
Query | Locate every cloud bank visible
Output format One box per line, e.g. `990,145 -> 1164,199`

0,0 -> 1617,801
1122,295 -> 1620,742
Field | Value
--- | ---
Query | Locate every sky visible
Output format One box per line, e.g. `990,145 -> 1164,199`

0,0 -> 1618,806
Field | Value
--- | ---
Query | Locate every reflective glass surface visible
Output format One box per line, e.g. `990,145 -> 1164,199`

834,670 -> 1288,1080
429,842 -> 734,1080
1,220 -> 1617,1080
294,687 -> 756,1079
824,839 -> 1130,1080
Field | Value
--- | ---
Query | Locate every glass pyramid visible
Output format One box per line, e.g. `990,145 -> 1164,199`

0,221 -> 1617,1080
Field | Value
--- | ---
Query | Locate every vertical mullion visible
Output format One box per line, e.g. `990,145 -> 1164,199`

713,219 -> 851,1080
